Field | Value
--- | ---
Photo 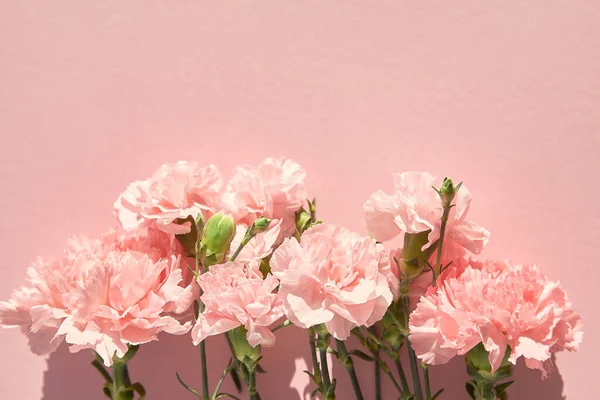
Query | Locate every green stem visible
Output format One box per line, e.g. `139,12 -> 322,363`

271,319 -> 291,332
194,224 -> 210,400
320,348 -> 332,390
423,363 -> 431,400
433,207 -> 451,284
111,362 -> 129,399
369,327 -> 382,400
402,294 -> 423,400
229,221 -> 264,263
248,367 -> 257,400
379,359 -> 402,394
228,237 -> 250,262
335,339 -> 364,400
395,358 -> 411,396
307,328 -> 323,392
374,351 -> 382,400
200,341 -> 209,400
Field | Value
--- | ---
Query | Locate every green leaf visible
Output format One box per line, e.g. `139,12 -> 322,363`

175,372 -> 201,397
102,385 -> 112,399
348,349 -> 375,362
215,393 -> 242,400
310,387 -> 320,398
91,359 -> 113,383
129,382 -> 146,399
431,388 -> 444,400
325,378 -> 337,397
495,380 -> 515,395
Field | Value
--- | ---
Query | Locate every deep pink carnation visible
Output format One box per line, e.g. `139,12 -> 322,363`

191,261 -> 284,347
0,229 -> 195,366
114,161 -> 223,235
223,157 -> 306,236
364,172 -> 490,256
270,223 -> 395,340
408,260 -> 583,375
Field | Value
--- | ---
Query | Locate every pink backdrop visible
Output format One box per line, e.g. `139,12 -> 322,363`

1,1 -> 598,399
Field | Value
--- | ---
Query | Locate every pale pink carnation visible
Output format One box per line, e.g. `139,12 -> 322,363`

408,260 -> 583,375
191,261 -> 284,347
0,230 -> 195,366
270,223 -> 394,340
114,161 -> 223,235
223,157 -> 306,236
364,172 -> 490,256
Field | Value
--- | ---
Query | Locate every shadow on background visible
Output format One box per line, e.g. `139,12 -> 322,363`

42,327 -> 565,399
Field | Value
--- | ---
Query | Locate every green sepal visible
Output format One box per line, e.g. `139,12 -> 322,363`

229,365 -> 243,393
116,388 -> 135,400
466,381 -> 477,400
129,382 -> 146,399
495,380 -> 515,395
103,385 -> 112,399
325,378 -> 337,398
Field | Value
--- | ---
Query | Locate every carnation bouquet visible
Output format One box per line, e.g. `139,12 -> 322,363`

0,157 -> 582,400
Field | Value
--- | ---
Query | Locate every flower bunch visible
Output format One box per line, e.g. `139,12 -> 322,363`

0,160 -> 582,400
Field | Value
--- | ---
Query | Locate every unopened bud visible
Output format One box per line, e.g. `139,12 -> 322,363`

295,210 -> 312,233
252,216 -> 271,235
201,212 -> 236,261
439,177 -> 461,208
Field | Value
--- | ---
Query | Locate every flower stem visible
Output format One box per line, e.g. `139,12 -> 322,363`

368,327 -> 382,400
402,294 -> 423,400
111,362 -> 131,399
248,366 -> 257,400
194,223 -> 210,400
307,328 -> 323,394
228,237 -> 249,262
335,339 -> 364,400
200,341 -> 210,400
432,206 -> 451,284
320,348 -> 332,390
394,358 -> 411,395
423,363 -> 431,400
374,352 -> 382,400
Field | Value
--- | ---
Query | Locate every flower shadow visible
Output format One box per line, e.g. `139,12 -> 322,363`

41,332 -> 566,400
41,327 -> 311,400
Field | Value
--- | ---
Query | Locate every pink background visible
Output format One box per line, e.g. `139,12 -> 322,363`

1,1 -> 598,399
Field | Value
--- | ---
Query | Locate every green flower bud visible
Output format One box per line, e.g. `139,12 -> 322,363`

439,177 -> 462,208
201,212 -> 236,262
295,210 -> 312,234
252,216 -> 271,234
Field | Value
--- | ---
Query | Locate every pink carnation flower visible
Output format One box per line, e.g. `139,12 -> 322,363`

191,261 -> 284,347
270,223 -> 394,340
408,260 -> 583,375
223,157 -> 307,237
115,161 -> 223,235
0,229 -> 195,366
364,172 -> 490,255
